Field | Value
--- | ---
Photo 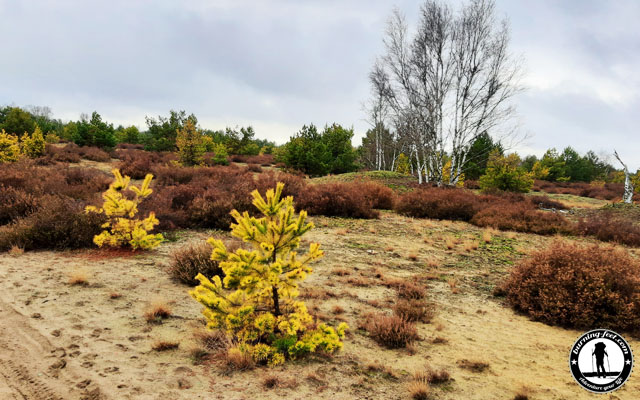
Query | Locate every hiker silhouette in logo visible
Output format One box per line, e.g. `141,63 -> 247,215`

592,342 -> 608,378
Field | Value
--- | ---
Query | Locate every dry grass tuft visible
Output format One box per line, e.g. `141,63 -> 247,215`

261,374 -> 299,389
109,292 -> 121,299
408,252 -> 419,261
346,276 -> 371,287
194,329 -> 229,352
408,379 -> 431,400
332,305 -> 345,314
432,336 -> 448,344
222,347 -> 254,373
144,301 -> 172,323
332,268 -> 350,276
68,270 -> 89,286
8,245 -> 24,256
445,236 -> 456,250
482,229 -> 493,243
395,280 -> 427,300
447,278 -> 460,294
463,240 -> 479,252
457,359 -> 489,373
365,313 -> 419,348
385,246 -> 394,252
151,340 -> 180,351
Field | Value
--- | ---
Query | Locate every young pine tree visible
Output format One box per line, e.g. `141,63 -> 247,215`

21,125 -> 46,158
176,120 -> 205,166
190,183 -> 347,366
86,169 -> 163,250
0,130 -> 21,163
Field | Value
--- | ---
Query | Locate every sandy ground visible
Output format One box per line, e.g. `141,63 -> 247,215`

1,212 -> 639,399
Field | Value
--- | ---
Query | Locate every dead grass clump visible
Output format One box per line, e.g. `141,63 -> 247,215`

447,278 -> 460,294
445,237 -> 456,250
144,302 -> 172,323
194,329 -> 230,352
68,270 -> 89,286
346,276 -> 371,287
432,336 -> 448,344
393,299 -> 433,323
168,243 -> 223,286
500,241 -> 640,332
332,305 -> 345,314
152,340 -> 180,351
8,245 -> 24,256
481,229 -> 492,243
365,314 -> 419,348
332,268 -> 350,276
221,347 -> 254,373
408,381 -> 430,400
261,374 -> 298,389
407,252 -> 418,261
457,359 -> 489,373
463,240 -> 478,252
109,292 -> 121,299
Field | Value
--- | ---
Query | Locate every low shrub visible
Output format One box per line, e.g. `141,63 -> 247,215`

79,146 -> 111,162
577,211 -> 640,247
168,243 -> 224,285
0,186 -> 39,225
355,181 -> 395,209
297,183 -> 379,219
395,188 -> 478,221
393,299 -> 433,323
500,241 -> 640,333
43,143 -> 81,163
0,195 -> 106,251
246,163 -> 262,173
528,195 -> 567,210
365,314 -> 419,348
470,203 -> 573,235
118,153 -> 155,179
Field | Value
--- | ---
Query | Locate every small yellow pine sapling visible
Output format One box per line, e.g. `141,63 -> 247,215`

190,183 -> 348,366
86,169 -> 163,250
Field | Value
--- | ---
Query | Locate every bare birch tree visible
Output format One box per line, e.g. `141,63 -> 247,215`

614,150 -> 635,203
370,0 -> 522,185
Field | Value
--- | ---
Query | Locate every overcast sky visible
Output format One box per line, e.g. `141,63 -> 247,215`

1,0 -> 638,168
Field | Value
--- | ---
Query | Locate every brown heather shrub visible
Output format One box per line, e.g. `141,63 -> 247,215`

118,153 -> 155,179
43,143 -> 81,163
222,346 -> 255,372
194,329 -> 230,352
365,314 -> 419,348
470,202 -> 573,235
354,181 -> 395,209
457,359 -> 490,372
230,154 -> 275,165
395,280 -> 426,300
168,243 -> 224,285
577,211 -> 640,247
246,163 -> 262,172
0,186 -> 39,225
500,241 -> 640,333
78,146 -> 111,162
116,143 -> 144,150
393,299 -> 433,323
395,188 -> 478,221
0,196 -> 106,252
533,180 -> 622,201
297,183 -> 379,219
528,195 -> 567,210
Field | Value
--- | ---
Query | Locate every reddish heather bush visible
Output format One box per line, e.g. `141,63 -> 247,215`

296,183 -> 379,219
0,186 -> 39,225
229,154 -> 275,165
528,195 -> 567,210
577,211 -> 640,247
354,181 -> 395,210
246,164 -> 262,173
0,195 -> 106,251
500,241 -> 640,333
470,202 -> 573,235
254,170 -> 307,198
78,146 -> 111,162
533,180 -> 623,201
43,143 -> 81,163
464,180 -> 480,189
116,143 -> 144,150
118,152 -> 155,179
395,188 -> 479,221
